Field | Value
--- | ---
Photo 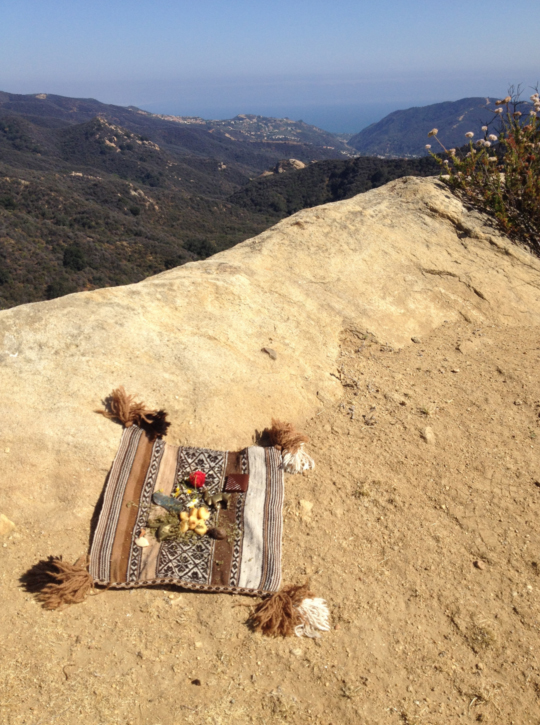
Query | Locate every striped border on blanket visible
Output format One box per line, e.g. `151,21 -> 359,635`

89,426 -> 144,582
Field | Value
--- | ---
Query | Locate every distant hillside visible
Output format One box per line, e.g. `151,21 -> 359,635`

0,91 -> 363,309
0,114 -> 278,308
0,92 -> 352,170
349,97 -> 499,157
151,112 -> 354,154
0,90 -> 442,310
229,155 -> 438,216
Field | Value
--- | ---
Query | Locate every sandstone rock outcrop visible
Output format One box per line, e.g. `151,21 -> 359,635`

2,176 -> 540,530
275,158 -> 306,173
259,158 -> 306,176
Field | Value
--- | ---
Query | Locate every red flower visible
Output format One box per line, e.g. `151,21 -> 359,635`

189,471 -> 206,488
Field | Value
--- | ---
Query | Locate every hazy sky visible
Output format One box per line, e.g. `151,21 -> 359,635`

1,0 -> 539,131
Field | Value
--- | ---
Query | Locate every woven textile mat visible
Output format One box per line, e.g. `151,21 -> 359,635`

90,427 -> 284,596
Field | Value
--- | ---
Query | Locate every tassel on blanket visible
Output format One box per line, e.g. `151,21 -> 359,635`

97,386 -> 170,441
250,582 -> 313,637
21,555 -> 94,610
281,444 -> 315,474
250,582 -> 330,638
295,598 -> 331,638
266,419 -> 315,474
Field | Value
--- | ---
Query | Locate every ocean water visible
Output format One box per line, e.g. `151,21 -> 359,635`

269,103 -> 401,134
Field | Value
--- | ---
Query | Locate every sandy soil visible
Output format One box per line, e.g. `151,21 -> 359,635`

2,320 -> 540,724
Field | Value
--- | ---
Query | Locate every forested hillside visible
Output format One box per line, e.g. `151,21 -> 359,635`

230,155 -> 438,215
0,113 -> 278,307
0,91 -> 438,309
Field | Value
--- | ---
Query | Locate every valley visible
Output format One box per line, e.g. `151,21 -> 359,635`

0,91 -> 439,309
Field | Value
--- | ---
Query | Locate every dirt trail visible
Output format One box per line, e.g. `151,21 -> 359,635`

2,320 -> 540,724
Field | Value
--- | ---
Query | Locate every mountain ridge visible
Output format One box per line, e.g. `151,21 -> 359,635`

0,91 -> 354,167
0,92 -> 439,310
349,97 -> 499,157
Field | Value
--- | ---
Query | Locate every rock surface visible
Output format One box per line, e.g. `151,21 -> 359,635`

259,157 -> 307,176
274,158 -> 306,173
0,513 -> 15,538
1,176 -> 540,529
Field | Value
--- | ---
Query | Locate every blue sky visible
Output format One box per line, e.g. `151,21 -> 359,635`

1,0 -> 539,131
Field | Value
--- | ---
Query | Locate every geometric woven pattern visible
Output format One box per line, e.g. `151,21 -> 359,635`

157,537 -> 213,584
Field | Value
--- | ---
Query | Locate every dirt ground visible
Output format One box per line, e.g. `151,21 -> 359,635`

2,320 -> 540,724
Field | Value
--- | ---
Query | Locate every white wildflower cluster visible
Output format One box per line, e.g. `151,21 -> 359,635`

427,91 -> 539,249
425,93 -> 536,198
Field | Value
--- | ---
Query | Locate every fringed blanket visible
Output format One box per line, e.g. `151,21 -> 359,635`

25,388 -> 330,636
90,426 -> 284,596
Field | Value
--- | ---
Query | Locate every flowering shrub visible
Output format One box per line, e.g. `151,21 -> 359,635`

427,92 -> 540,252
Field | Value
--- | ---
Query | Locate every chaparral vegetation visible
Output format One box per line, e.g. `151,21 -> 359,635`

428,88 -> 540,254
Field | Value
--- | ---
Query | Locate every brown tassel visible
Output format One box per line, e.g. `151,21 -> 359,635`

139,409 -> 170,441
265,419 -> 309,455
249,582 -> 313,637
97,386 -> 170,441
21,556 -> 94,610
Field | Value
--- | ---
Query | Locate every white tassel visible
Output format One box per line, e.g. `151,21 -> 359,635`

295,598 -> 331,638
281,443 -> 315,474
